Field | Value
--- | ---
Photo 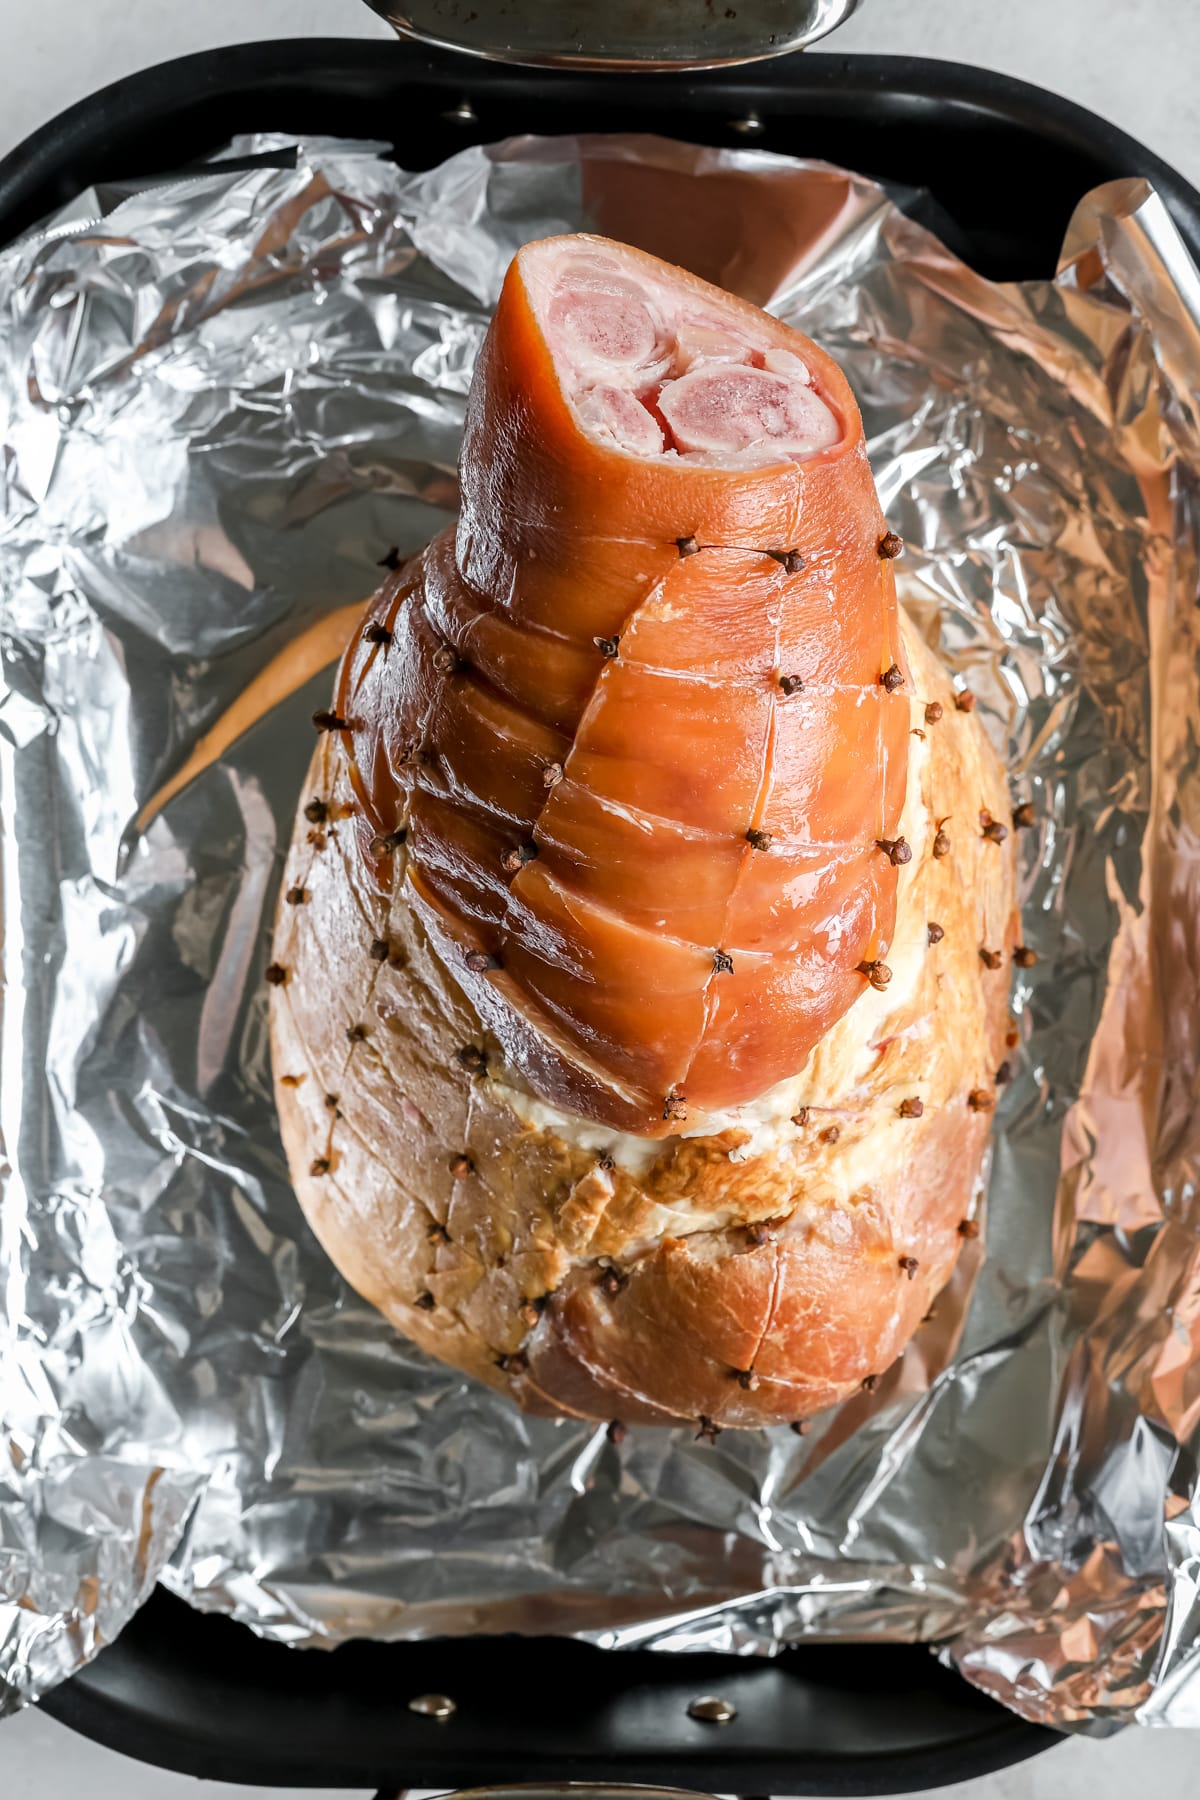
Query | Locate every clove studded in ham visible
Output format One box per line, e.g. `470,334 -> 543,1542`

335,235 -> 909,1135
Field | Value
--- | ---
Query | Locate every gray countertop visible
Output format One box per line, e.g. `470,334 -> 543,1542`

3,0 -> 1198,1794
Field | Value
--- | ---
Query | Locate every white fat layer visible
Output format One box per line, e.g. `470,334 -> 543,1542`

497,707 -> 931,1180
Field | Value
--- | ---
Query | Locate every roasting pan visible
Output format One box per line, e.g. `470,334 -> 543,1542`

4,37 -> 1199,1794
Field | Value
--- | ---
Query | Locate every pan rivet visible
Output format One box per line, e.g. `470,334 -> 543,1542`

688,1694 -> 738,1724
729,111 -> 764,137
409,1693 -> 456,1720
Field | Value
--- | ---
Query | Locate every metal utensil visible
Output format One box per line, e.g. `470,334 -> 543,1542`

360,0 -> 860,70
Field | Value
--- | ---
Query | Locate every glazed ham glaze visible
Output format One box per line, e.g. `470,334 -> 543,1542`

336,236 -> 909,1134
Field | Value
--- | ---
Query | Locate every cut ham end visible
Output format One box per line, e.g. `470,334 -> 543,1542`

674,318 -> 755,371
522,237 -> 841,466
576,385 -> 666,455
546,282 -> 662,375
658,364 -> 839,459
762,345 -> 812,381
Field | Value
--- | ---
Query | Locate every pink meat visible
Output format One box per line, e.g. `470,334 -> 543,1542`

527,242 -> 840,465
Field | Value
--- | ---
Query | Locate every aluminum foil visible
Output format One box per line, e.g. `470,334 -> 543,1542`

2,130 -> 1199,1733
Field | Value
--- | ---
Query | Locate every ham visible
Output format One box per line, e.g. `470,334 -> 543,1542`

334,234 -> 909,1135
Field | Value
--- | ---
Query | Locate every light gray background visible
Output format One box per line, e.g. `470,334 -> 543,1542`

2,1 -> 1198,1795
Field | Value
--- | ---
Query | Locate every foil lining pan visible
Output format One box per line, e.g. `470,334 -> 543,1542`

1,131 -> 1199,1732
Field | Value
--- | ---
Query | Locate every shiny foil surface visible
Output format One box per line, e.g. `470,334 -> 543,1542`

1,133 -> 1199,1732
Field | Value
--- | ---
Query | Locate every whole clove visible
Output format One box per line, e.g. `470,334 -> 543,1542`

779,673 -> 805,695
377,545 -> 402,570
312,709 -> 350,733
369,827 -> 406,857
606,1420 -> 628,1445
954,689 -> 976,713
995,1060 -> 1013,1085
502,841 -> 539,873
285,886 -> 307,906
880,662 -> 905,693
712,948 -> 734,974
496,1352 -> 528,1376
790,1419 -> 811,1436
663,1090 -> 688,1124
967,1087 -> 994,1112
416,1290 -> 436,1311
449,1154 -> 473,1179
932,824 -> 951,858
979,947 -> 1003,971
746,827 -> 774,851
924,701 -> 944,724
310,1156 -> 331,1177
593,634 -> 620,658
876,835 -> 912,866
1013,801 -> 1036,829
464,949 -> 501,973
878,530 -> 904,559
736,1367 -> 760,1391
856,958 -> 893,991
958,1217 -> 980,1238
364,621 -> 392,647
791,1107 -> 810,1127
456,1045 -> 488,1076
927,921 -> 945,945
676,534 -> 700,558
542,761 -> 564,789
898,1255 -> 920,1280
768,547 -> 806,574
695,1415 -> 721,1443
303,798 -> 328,825
265,962 -> 288,987
898,1096 -> 924,1119
1014,945 -> 1038,968
369,937 -> 390,962
861,1373 -> 878,1392
821,1124 -> 841,1145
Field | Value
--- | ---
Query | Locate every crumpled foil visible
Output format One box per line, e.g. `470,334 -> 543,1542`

2,129 -> 1199,1735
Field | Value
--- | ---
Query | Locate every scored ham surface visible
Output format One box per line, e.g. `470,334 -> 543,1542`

334,234 -> 909,1135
